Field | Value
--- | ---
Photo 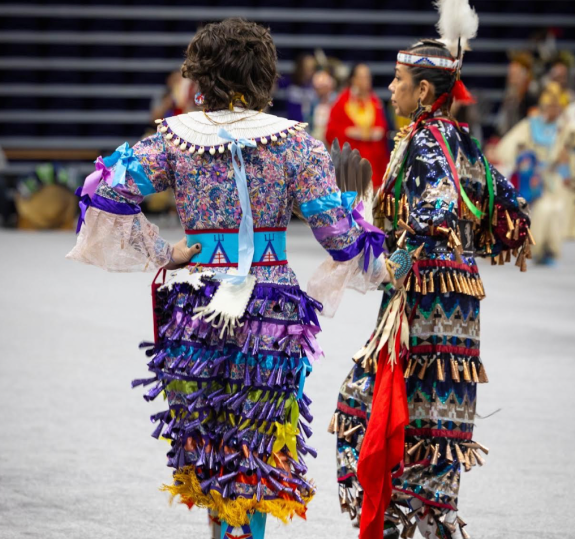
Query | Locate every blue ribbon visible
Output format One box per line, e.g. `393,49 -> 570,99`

102,142 -> 156,196
297,357 -> 312,400
214,128 -> 257,285
341,191 -> 357,212
300,191 -> 342,219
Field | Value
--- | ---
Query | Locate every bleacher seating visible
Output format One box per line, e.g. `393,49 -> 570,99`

1,1 -> 574,162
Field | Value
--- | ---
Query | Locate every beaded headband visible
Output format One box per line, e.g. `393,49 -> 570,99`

397,51 -> 458,72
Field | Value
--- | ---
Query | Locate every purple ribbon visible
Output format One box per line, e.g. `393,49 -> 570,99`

327,200 -> 386,271
312,214 -> 354,242
75,189 -> 141,233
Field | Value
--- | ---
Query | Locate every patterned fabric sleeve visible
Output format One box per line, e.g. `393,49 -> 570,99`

66,132 -> 174,272
289,133 -> 389,316
480,161 -> 531,256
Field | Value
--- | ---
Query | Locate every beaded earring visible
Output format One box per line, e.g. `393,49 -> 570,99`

194,92 -> 205,107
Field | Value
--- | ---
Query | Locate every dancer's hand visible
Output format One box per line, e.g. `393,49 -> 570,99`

165,238 -> 201,270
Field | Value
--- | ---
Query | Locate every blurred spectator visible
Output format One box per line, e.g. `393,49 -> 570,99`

497,82 -> 570,264
150,70 -> 196,126
325,64 -> 390,189
554,101 -> 575,239
309,70 -> 337,145
146,70 -> 194,214
14,163 -> 77,230
495,52 -> 539,137
544,54 -> 574,102
284,54 -> 318,123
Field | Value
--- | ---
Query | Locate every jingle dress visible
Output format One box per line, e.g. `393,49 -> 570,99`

67,109 -> 387,529
332,116 -> 532,536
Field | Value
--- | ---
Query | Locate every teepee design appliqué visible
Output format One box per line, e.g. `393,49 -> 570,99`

259,234 -> 279,263
209,234 -> 231,265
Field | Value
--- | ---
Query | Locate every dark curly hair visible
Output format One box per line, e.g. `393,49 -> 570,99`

405,39 -> 456,98
182,18 -> 278,111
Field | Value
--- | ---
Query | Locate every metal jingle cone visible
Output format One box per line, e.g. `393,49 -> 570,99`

428,271 -> 435,293
462,360 -> 472,382
405,273 -> 413,291
436,358 -> 445,382
407,439 -> 425,456
454,443 -> 466,466
414,274 -> 421,293
451,358 -> 461,383
471,361 -> 480,383
445,442 -> 454,462
418,358 -> 429,380
344,424 -> 363,439
452,272 -> 462,294
463,275 -> 473,296
472,448 -> 485,466
431,444 -> 441,466
397,229 -> 408,249
440,273 -> 448,294
505,209 -> 515,232
410,356 -> 419,377
327,412 -> 338,434
404,357 -> 413,379
446,272 -> 455,293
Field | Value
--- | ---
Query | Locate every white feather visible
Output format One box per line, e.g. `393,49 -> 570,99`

435,0 -> 479,57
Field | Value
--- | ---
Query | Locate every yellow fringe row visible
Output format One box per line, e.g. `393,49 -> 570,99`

160,466 -> 314,528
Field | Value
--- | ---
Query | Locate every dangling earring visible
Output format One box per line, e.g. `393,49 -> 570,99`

268,98 -> 274,108
194,92 -> 205,107
410,98 -> 431,121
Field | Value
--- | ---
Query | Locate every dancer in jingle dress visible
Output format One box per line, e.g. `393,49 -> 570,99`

68,18 -> 388,539
330,2 -> 533,538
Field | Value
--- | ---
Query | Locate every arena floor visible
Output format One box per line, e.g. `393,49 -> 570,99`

1,222 -> 573,539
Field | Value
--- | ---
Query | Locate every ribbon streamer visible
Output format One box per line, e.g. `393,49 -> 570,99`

214,128 -> 258,285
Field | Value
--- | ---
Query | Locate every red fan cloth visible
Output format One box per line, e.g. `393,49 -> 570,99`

357,322 -> 409,539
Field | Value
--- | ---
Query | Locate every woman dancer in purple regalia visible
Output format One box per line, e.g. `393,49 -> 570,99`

67,18 -> 389,539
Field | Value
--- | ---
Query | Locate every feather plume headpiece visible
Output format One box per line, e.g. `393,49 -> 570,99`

435,0 -> 479,59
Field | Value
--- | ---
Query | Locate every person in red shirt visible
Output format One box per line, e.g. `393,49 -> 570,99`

326,64 -> 390,189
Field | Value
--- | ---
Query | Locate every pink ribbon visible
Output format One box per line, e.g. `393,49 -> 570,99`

287,324 -> 323,363
80,156 -> 113,198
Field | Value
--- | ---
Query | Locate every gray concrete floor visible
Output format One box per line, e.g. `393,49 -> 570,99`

1,222 -> 574,539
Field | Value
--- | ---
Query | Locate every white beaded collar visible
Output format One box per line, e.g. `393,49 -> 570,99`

155,109 -> 308,156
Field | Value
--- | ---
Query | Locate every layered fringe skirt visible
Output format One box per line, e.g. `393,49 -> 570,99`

134,278 -> 321,527
332,261 -> 489,538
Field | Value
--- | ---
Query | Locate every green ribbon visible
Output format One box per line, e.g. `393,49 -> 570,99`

393,155 -> 408,230
440,132 -> 484,220
472,137 -> 495,234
